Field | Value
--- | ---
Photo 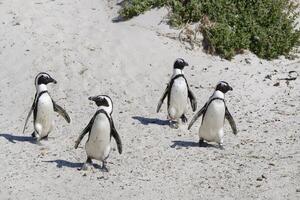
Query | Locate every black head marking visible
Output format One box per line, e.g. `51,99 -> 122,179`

215,81 -> 233,93
89,95 -> 110,107
173,58 -> 189,70
35,72 -> 57,85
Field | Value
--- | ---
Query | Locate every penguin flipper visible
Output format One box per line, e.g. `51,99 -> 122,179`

188,88 -> 197,111
23,93 -> 37,134
110,118 -> 122,154
188,103 -> 207,130
225,106 -> 237,135
52,100 -> 71,123
74,116 -> 95,149
156,84 -> 169,113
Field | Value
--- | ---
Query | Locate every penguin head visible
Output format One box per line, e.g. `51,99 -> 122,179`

173,58 -> 189,70
89,95 -> 113,114
215,81 -> 233,93
35,72 -> 57,86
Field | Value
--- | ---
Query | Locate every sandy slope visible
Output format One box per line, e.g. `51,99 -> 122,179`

0,0 -> 299,199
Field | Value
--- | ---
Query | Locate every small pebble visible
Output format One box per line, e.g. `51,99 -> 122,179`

268,163 -> 275,166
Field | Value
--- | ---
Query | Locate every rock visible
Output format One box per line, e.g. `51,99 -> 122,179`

264,75 -> 272,80
273,82 -> 280,87
268,162 -> 275,166
245,58 -> 251,64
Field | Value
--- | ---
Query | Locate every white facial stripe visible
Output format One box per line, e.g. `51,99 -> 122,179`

217,81 -> 228,87
177,58 -> 184,63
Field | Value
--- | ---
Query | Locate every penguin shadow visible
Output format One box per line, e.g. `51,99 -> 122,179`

0,133 -> 36,144
170,140 -> 216,148
132,116 -> 169,126
43,159 -> 102,170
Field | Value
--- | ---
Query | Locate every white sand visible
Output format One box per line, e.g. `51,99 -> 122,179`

0,0 -> 299,199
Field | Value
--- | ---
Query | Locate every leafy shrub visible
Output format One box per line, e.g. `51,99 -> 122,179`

119,0 -> 300,59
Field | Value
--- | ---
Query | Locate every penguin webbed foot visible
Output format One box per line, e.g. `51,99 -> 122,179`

31,132 -> 37,138
80,158 -> 93,171
198,138 -> 208,147
101,161 -> 109,172
80,163 -> 88,171
101,165 -> 109,173
169,121 -> 179,129
180,114 -> 188,123
41,135 -> 49,141
218,143 -> 225,150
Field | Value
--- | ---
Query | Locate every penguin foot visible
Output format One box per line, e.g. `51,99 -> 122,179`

199,139 -> 207,147
80,158 -> 93,171
101,165 -> 109,173
218,144 -> 225,150
31,132 -> 37,138
41,135 -> 49,141
169,121 -> 179,129
80,163 -> 88,171
180,114 -> 188,123
101,161 -> 109,172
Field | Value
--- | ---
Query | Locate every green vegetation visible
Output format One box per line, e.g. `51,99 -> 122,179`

119,0 -> 300,59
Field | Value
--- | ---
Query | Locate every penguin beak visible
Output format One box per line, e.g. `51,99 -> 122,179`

88,96 -> 101,102
184,61 -> 189,66
50,78 -> 57,84
88,96 -> 94,101
229,86 -> 233,91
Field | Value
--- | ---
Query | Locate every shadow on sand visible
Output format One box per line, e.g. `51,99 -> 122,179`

111,0 -> 129,23
132,116 -> 169,126
43,159 -> 102,170
170,140 -> 217,148
0,133 -> 36,144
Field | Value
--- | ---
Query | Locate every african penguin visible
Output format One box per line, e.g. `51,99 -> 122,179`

23,72 -> 71,141
74,95 -> 122,172
188,81 -> 237,149
157,58 -> 197,128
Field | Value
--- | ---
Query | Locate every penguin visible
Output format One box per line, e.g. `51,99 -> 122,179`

74,95 -> 122,172
156,58 -> 197,128
23,72 -> 71,141
188,81 -> 237,149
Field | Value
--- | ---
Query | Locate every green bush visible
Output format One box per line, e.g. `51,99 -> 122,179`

119,0 -> 300,60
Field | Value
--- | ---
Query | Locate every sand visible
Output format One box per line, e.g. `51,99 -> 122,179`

0,0 -> 299,199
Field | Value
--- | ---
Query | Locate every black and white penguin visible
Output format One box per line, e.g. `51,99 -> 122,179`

23,72 -> 71,141
74,95 -> 122,171
157,58 -> 197,128
188,81 -> 237,149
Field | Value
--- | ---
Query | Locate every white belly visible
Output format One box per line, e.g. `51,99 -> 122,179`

85,113 -> 111,161
168,77 -> 188,120
199,100 -> 225,143
35,94 -> 54,137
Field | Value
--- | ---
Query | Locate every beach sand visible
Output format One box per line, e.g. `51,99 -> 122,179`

0,0 -> 299,199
